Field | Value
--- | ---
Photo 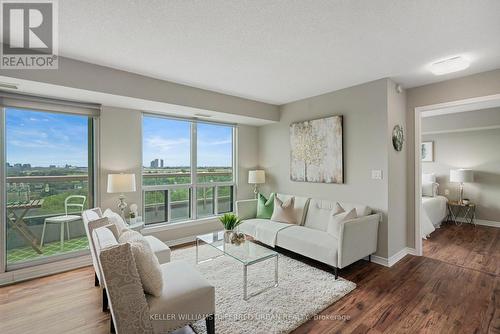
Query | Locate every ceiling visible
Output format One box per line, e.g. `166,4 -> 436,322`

59,0 -> 500,105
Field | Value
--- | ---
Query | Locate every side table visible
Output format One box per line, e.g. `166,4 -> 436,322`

447,201 -> 476,226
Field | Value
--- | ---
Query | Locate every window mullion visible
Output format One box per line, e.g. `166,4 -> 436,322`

191,122 -> 197,220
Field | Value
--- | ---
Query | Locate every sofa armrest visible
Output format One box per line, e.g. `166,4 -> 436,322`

337,213 -> 380,269
236,199 -> 258,220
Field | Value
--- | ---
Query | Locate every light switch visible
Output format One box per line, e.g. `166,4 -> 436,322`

444,189 -> 450,196
371,170 -> 383,180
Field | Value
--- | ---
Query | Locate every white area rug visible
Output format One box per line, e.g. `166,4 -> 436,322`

171,245 -> 356,334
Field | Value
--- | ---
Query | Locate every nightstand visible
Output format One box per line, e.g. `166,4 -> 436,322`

447,201 -> 476,226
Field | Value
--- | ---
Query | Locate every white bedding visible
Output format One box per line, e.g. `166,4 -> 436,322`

421,195 -> 448,238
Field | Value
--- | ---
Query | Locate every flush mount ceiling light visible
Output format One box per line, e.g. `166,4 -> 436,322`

0,81 -> 18,89
430,56 -> 470,75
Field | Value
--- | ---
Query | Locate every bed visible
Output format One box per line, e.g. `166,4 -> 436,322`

421,195 -> 448,238
421,173 -> 448,239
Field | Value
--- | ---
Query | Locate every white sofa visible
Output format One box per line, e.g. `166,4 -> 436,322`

236,194 -> 380,278
93,225 -> 215,334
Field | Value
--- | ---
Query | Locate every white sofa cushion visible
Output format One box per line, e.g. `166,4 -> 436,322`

144,236 -> 171,264
327,208 -> 357,238
337,202 -> 371,217
147,261 -> 215,333
276,226 -> 338,267
238,218 -> 292,247
238,218 -> 270,238
304,199 -> 344,231
277,193 -> 310,225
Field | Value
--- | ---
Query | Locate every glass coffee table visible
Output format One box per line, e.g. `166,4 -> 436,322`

196,231 -> 279,301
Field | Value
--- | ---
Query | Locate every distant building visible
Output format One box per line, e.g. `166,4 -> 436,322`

22,163 -> 31,169
150,159 -> 159,168
160,159 -> 164,168
49,165 -> 56,168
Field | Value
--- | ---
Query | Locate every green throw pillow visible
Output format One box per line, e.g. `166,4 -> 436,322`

256,193 -> 275,219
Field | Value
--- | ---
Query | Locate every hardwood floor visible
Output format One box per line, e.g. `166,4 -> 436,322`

0,223 -> 498,334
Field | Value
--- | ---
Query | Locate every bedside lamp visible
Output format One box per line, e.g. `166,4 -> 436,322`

248,170 -> 265,198
107,173 -> 136,218
450,169 -> 474,204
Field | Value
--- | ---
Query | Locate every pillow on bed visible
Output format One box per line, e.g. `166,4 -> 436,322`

422,182 -> 439,197
422,173 -> 436,183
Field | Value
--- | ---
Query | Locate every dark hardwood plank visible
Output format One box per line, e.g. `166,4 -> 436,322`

0,224 -> 498,334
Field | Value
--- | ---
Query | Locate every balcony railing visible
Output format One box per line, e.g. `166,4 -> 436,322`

5,174 -> 91,264
142,171 -> 234,225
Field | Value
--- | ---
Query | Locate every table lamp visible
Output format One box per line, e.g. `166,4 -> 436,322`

107,173 -> 136,217
248,170 -> 265,198
450,169 -> 473,204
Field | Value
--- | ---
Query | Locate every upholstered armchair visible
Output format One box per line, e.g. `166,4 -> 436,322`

99,242 -> 215,334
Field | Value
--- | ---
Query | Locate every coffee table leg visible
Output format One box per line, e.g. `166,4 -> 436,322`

243,254 -> 279,301
243,265 -> 248,300
196,238 -> 199,263
274,255 -> 279,287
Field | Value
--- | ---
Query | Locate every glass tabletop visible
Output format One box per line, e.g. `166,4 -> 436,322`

197,231 -> 277,265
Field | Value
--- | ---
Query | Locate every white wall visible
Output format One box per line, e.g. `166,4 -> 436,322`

259,79 -> 394,257
422,128 -> 500,222
387,80 -> 408,256
99,106 -> 143,214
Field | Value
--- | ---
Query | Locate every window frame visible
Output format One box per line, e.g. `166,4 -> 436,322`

0,106 -> 99,272
142,113 -> 237,226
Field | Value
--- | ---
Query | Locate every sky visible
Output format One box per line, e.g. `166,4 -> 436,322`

5,109 -> 232,168
143,116 -> 233,167
5,108 -> 89,167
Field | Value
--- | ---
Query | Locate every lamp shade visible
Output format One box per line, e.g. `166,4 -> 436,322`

107,173 -> 136,193
248,170 -> 265,184
450,169 -> 474,183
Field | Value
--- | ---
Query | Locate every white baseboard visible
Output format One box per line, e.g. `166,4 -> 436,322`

0,255 -> 92,286
455,218 -> 500,228
370,247 -> 417,267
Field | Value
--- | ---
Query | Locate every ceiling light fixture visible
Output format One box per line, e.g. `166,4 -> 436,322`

0,81 -> 18,90
430,56 -> 470,76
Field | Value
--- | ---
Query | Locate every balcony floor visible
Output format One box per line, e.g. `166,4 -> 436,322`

7,236 -> 89,264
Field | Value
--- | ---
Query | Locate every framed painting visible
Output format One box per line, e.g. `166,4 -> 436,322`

421,141 -> 434,162
290,115 -> 343,183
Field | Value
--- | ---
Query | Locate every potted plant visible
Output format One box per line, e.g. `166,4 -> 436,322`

219,213 -> 242,242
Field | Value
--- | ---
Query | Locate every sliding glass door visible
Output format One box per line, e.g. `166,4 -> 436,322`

3,107 -> 95,269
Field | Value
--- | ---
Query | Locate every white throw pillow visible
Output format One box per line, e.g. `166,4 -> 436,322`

327,208 -> 357,238
271,196 -> 297,224
334,202 -> 345,215
422,173 -> 436,183
422,182 -> 439,197
103,209 -> 128,234
119,230 -> 163,297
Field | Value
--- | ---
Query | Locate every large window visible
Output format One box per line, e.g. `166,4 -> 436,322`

3,107 -> 95,268
142,115 -> 235,225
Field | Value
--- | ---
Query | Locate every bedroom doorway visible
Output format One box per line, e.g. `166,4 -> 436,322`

414,93 -> 500,257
